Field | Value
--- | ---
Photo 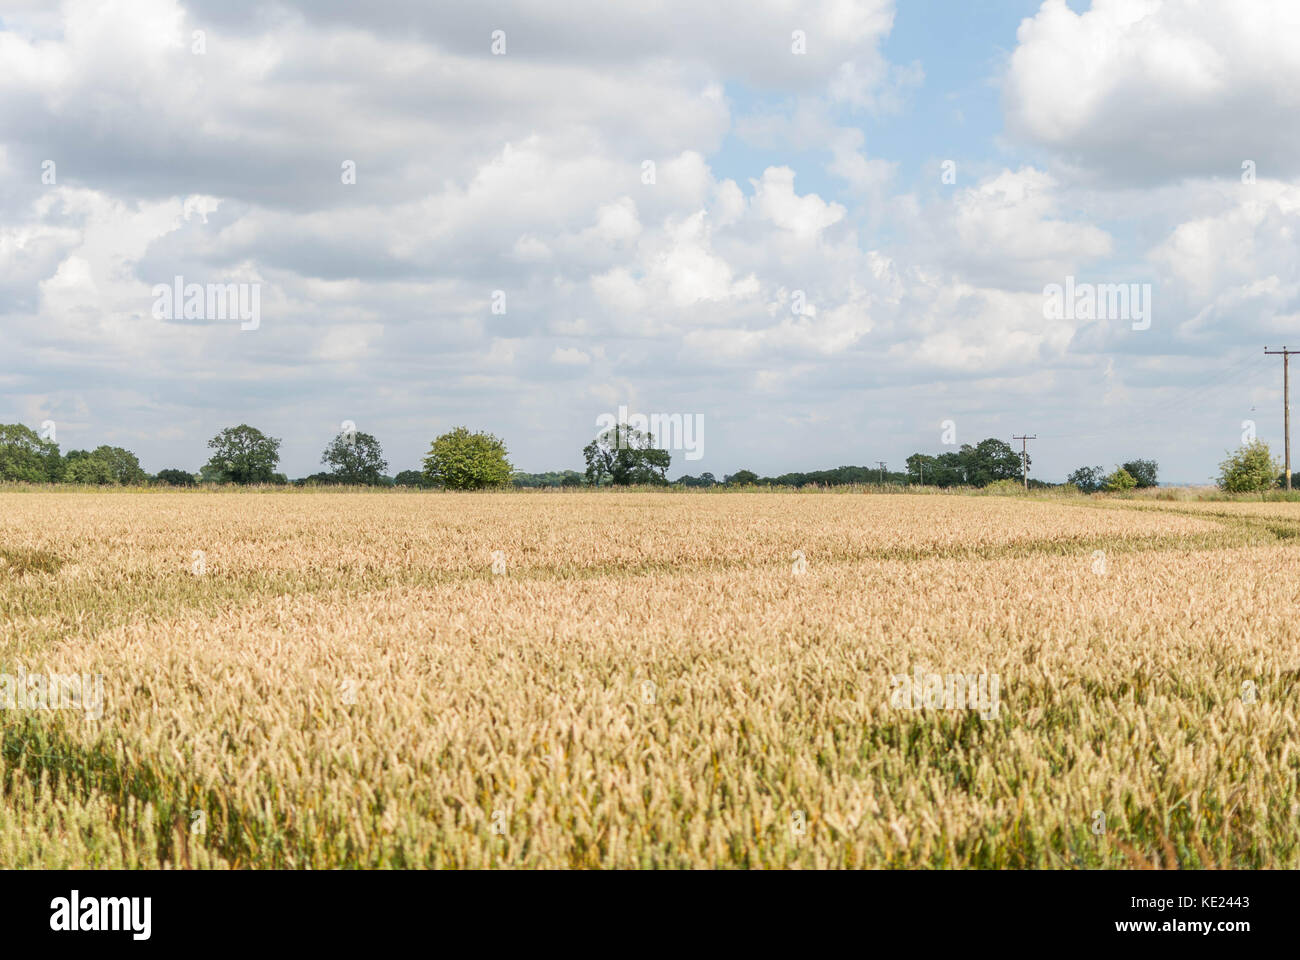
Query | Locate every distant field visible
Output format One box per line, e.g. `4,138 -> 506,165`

1,490 -> 1297,867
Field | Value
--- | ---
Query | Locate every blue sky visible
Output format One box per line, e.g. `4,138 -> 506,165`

2,0 -> 1299,484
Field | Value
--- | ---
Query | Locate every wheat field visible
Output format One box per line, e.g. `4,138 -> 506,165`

0,488 -> 1297,868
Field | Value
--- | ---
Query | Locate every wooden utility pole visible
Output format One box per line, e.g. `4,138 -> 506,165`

876,460 -> 887,484
1265,347 -> 1295,490
1012,435 -> 1036,490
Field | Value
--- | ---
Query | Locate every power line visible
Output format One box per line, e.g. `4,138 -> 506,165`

1037,353 -> 1261,443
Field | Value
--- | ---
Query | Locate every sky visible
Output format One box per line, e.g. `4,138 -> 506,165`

3,0 -> 1299,484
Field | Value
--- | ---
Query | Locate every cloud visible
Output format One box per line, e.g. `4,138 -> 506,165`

750,167 -> 846,240
936,167 -> 1113,290
1151,180 -> 1300,342
1004,0 -> 1300,184
0,0 -> 1295,484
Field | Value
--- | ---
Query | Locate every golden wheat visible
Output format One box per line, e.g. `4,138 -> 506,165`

0,490 -> 1296,868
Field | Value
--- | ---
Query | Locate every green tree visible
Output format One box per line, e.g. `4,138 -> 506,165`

63,451 -> 117,484
89,445 -> 147,485
511,470 -> 585,488
906,453 -> 964,486
934,451 -> 967,485
1121,459 -> 1159,488
295,472 -> 341,486
393,469 -> 429,488
962,439 -> 1024,487
1217,440 -> 1280,493
1103,467 -> 1137,491
905,440 -> 1021,488
423,427 -> 513,490
905,453 -> 935,485
677,472 -> 718,488
155,468 -> 197,486
724,469 -> 759,486
206,425 -> 282,484
320,430 -> 388,485
583,426 -> 670,486
1066,465 -> 1106,494
0,424 -> 61,483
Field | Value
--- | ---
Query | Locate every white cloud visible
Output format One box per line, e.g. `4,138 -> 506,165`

0,0 -> 1294,484
1004,0 -> 1300,182
750,167 -> 846,240
1151,181 -> 1300,340
940,167 -> 1113,288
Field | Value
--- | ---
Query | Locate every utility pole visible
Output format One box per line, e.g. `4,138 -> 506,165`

1012,435 -> 1036,490
876,461 -> 887,484
1265,347 -> 1294,490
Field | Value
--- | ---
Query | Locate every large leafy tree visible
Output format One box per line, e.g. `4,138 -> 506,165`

90,445 -> 148,485
723,469 -> 759,486
206,424 -> 282,484
961,439 -> 1024,486
320,430 -> 388,485
906,453 -> 965,487
1121,459 -> 1159,488
1066,465 -> 1106,494
0,424 -> 62,482
583,425 -> 670,486
63,451 -> 116,484
423,427 -> 513,490
904,439 -> 1022,488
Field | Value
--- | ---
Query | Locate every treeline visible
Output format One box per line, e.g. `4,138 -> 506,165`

0,424 -> 151,485
1064,460 -> 1158,493
0,422 -> 513,489
0,420 -> 1170,492
672,466 -> 911,487
512,470 -> 585,487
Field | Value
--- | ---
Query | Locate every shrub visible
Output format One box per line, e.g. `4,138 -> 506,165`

155,469 -> 197,487
1217,441 -> 1280,493
983,478 -> 1026,495
1103,468 -> 1137,492
393,470 -> 429,488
